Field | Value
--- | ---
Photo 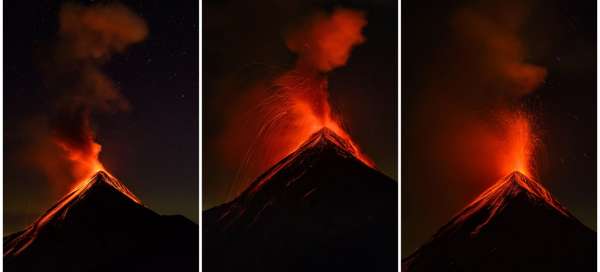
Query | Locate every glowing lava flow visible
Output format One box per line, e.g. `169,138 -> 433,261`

4,171 -> 141,257
447,171 -> 571,236
39,171 -> 141,228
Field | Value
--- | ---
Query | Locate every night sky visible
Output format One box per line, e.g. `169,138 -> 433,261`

403,0 -> 596,256
202,0 -> 398,209
4,0 -> 198,234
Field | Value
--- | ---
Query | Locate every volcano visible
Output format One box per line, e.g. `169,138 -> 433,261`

4,171 -> 198,272
203,128 -> 398,272
403,171 -> 596,272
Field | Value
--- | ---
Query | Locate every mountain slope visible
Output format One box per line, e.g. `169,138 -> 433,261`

4,171 -> 198,272
403,171 -> 596,272
204,128 -> 398,272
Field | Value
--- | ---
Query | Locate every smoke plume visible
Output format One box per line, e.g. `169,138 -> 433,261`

285,8 -> 367,72
27,3 -> 147,188
449,3 -> 546,98
413,0 -> 546,183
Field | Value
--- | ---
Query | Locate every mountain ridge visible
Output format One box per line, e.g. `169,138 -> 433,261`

403,171 -> 596,272
204,127 -> 398,272
441,171 -> 574,236
241,127 -> 376,196
4,171 -> 198,272
5,171 -> 147,256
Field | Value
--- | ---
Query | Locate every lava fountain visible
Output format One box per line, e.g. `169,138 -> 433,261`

264,68 -> 374,167
266,7 -> 372,166
225,8 -> 374,196
498,112 -> 535,177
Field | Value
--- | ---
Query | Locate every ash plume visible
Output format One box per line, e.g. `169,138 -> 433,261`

285,8 -> 367,72
412,0 -> 547,183
448,1 -> 546,99
26,3 -> 147,188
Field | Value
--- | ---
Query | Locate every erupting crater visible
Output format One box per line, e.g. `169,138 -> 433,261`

403,171 -> 596,272
4,171 -> 198,272
448,171 -> 572,235
204,126 -> 398,272
247,127 -> 375,194
4,171 -> 142,256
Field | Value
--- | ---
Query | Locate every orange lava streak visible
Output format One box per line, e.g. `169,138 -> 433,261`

272,71 -> 374,168
37,171 -> 140,231
5,171 -> 140,257
449,171 -> 571,237
290,108 -> 375,168
319,116 -> 375,167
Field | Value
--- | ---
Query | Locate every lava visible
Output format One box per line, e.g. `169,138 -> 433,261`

261,7 -> 371,168
498,112 -> 535,177
222,8 -> 373,196
269,69 -> 374,167
5,171 -> 141,257
277,8 -> 371,166
453,171 -> 570,235
247,127 -> 373,195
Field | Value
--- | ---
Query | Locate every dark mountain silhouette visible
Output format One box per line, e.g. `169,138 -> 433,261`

203,127 -> 398,272
403,171 -> 596,272
4,171 -> 198,272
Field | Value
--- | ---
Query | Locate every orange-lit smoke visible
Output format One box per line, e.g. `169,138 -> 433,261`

27,3 -> 147,189
451,4 -> 547,98
285,9 -> 367,72
412,0 -> 546,183
220,8 -> 371,196
55,137 -> 105,188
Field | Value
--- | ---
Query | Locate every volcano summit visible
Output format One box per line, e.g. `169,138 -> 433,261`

403,171 -> 596,272
204,128 -> 398,272
4,171 -> 198,272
